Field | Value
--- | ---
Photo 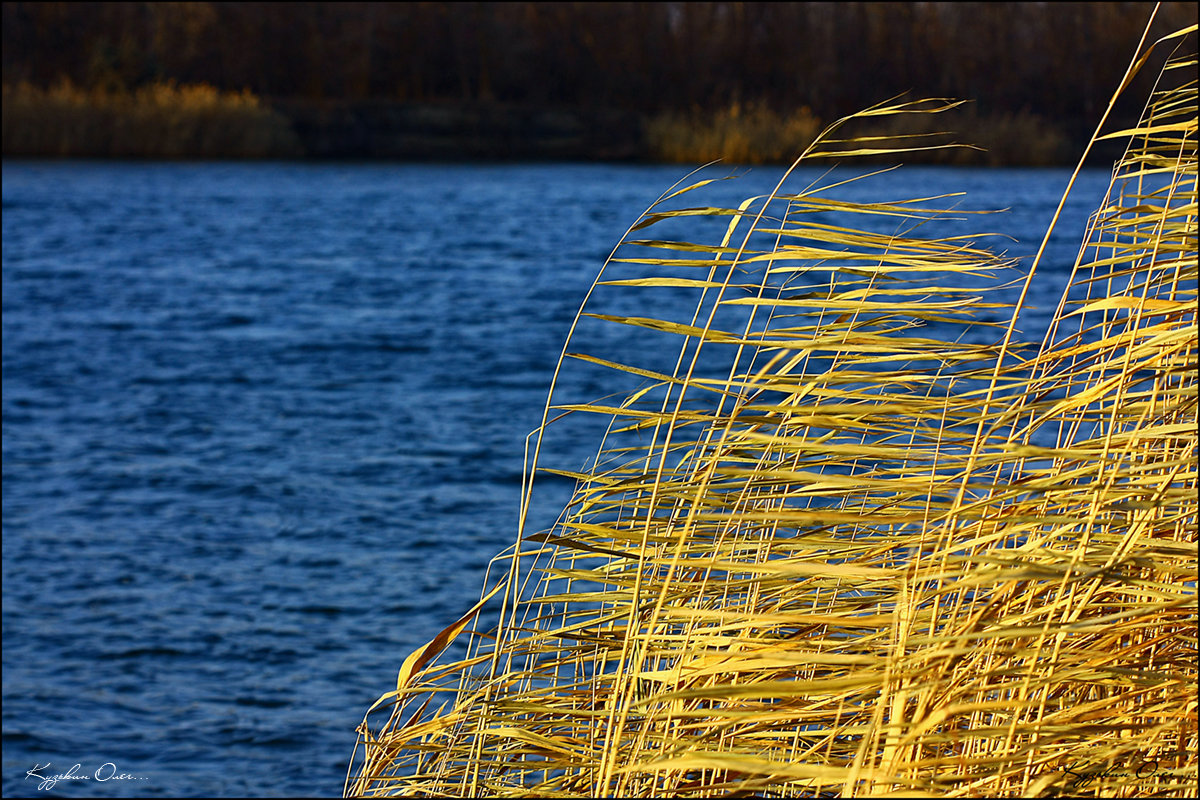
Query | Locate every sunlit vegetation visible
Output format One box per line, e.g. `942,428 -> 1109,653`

1,79 -> 301,158
346,19 -> 1197,799
646,103 -> 823,166
646,102 -> 1072,166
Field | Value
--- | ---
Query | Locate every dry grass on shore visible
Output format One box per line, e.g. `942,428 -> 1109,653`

646,102 -> 824,165
1,80 -> 301,159
646,101 -> 1072,166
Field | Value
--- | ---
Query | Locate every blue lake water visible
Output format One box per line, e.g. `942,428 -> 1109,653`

2,161 -> 1111,797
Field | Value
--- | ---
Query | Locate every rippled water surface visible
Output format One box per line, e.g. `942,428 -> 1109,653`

2,161 -> 1109,796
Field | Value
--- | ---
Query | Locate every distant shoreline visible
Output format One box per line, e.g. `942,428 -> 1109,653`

3,83 -> 1115,166
269,97 -> 646,161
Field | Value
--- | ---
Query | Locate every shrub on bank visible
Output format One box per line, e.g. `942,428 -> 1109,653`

647,101 -> 1072,166
1,80 -> 302,158
646,102 -> 823,165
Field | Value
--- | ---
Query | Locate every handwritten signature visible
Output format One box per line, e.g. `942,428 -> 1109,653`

25,762 -> 147,792
1061,758 -> 1159,788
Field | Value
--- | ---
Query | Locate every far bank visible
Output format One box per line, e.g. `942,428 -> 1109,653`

3,82 -> 1095,166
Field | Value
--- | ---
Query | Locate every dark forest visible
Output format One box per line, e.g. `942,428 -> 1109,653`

3,2 -> 1196,161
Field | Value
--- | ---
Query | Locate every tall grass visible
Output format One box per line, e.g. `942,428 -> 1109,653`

646,102 -> 1072,166
348,20 -> 1197,798
647,102 -> 824,165
1,80 -> 302,158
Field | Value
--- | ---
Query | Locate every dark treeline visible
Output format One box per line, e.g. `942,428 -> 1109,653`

3,2 -> 1196,161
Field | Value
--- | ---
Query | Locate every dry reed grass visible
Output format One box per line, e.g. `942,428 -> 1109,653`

647,102 -> 824,165
348,19 -> 1197,798
1,79 -> 301,158
646,102 -> 1073,167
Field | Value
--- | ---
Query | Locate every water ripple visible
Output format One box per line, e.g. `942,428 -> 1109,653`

2,161 -> 1107,796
